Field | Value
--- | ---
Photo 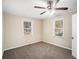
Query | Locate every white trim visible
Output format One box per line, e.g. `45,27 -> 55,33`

3,41 -> 72,51
43,41 -> 72,50
3,41 -> 41,51
72,50 -> 77,58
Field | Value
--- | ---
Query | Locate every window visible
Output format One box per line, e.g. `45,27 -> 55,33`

24,21 -> 31,34
55,20 -> 63,36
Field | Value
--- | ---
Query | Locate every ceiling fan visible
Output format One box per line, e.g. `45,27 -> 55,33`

34,0 -> 68,15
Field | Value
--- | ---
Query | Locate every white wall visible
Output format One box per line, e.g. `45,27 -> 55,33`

3,13 -> 73,51
43,14 -> 72,49
72,13 -> 77,58
3,13 -> 43,51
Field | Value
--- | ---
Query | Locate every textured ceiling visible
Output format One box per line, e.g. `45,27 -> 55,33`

3,0 -> 77,19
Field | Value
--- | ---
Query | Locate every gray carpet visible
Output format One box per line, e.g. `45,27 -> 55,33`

3,42 -> 76,59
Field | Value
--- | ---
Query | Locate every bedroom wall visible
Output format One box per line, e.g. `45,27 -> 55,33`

3,13 -> 43,51
43,14 -> 72,49
3,13 -> 72,51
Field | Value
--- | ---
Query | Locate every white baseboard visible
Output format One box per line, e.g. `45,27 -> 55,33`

3,41 -> 72,51
43,41 -> 72,50
3,41 -> 41,51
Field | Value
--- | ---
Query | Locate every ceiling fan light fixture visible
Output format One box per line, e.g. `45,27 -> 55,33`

45,10 -> 55,15
34,0 -> 68,15
50,10 -> 55,15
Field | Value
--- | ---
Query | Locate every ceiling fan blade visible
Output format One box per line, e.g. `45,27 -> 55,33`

52,0 -> 59,7
47,1 -> 53,9
55,7 -> 68,10
34,6 -> 46,9
40,11 -> 46,15
56,0 -> 59,4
